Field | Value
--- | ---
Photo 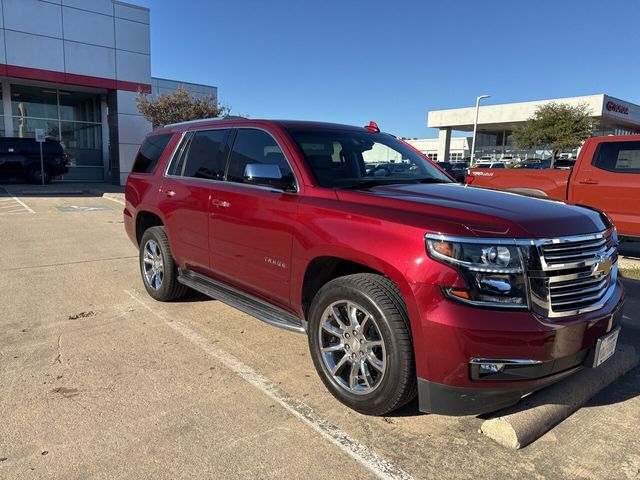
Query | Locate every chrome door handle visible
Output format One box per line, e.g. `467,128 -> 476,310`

211,199 -> 230,208
165,190 -> 176,197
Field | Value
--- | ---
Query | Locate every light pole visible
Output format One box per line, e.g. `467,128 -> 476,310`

470,95 -> 490,165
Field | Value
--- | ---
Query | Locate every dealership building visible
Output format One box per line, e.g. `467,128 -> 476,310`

411,94 -> 640,162
0,0 -> 215,184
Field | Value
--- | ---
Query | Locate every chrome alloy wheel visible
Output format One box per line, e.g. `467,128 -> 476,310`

318,301 -> 386,395
142,239 -> 164,290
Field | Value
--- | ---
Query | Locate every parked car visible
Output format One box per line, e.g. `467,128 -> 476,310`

473,155 -> 496,167
554,158 -> 577,170
0,137 -> 68,183
368,162 -> 416,176
436,161 -> 467,182
124,119 -> 623,416
467,135 -> 640,238
517,158 -> 552,169
487,162 -> 507,169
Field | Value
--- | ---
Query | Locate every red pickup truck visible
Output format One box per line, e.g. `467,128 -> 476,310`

467,135 -> 640,239
124,119 -> 624,416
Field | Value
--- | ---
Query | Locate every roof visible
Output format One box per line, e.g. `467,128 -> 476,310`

159,118 -> 376,133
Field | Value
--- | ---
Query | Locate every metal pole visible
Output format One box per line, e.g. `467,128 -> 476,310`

470,95 -> 490,165
39,141 -> 45,185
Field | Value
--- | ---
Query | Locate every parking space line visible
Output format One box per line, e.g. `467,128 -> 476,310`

0,187 -> 35,214
125,288 -> 412,480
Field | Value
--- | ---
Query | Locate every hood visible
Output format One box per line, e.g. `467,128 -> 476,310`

335,183 -> 608,239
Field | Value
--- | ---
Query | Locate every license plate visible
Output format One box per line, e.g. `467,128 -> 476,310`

593,327 -> 620,367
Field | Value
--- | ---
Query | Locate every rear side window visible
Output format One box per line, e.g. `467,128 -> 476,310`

132,134 -> 172,174
226,129 -> 294,185
181,129 -> 229,180
593,141 -> 640,174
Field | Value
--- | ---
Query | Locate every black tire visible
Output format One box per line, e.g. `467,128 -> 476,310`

27,165 -> 52,184
139,226 -> 188,301
307,273 -> 417,415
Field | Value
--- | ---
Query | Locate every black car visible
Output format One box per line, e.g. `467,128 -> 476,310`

553,158 -> 576,170
0,137 -> 69,183
437,161 -> 468,182
518,158 -> 552,169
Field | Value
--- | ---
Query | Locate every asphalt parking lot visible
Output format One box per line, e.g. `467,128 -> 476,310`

1,185 -> 639,480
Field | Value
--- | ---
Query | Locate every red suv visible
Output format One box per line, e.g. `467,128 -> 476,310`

124,118 -> 624,416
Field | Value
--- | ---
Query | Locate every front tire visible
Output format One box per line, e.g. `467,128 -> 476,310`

307,274 -> 417,415
139,226 -> 188,301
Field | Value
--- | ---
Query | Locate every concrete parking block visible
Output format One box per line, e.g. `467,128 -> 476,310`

480,344 -> 640,449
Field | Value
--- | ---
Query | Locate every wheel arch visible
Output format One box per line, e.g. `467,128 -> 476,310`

298,254 -> 419,336
135,210 -> 165,246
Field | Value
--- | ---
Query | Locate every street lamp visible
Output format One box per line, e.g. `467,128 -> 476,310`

470,95 -> 490,165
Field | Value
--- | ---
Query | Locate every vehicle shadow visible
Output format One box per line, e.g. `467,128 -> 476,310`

0,181 -> 124,198
177,290 -> 214,303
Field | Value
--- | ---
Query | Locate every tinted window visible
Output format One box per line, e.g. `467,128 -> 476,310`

288,128 -> 450,188
593,141 -> 640,174
132,134 -> 172,174
227,129 -> 295,186
182,129 -> 228,180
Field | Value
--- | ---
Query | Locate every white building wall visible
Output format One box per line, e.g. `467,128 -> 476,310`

0,0 -> 218,184
406,137 -> 471,161
428,95 -> 607,130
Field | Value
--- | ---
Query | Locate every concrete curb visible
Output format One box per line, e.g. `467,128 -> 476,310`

480,344 -> 640,449
18,189 -> 87,196
102,192 -> 125,205
619,258 -> 640,270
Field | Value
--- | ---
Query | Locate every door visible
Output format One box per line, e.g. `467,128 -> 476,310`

158,128 -> 230,275
209,128 -> 299,307
571,139 -> 640,237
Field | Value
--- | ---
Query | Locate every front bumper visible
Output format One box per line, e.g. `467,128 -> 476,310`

411,280 -> 624,415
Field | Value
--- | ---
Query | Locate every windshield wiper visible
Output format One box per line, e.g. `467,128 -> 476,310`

412,177 -> 451,184
339,177 -> 450,190
339,179 -> 409,190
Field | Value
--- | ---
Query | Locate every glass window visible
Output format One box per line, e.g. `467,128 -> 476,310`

60,122 -> 104,167
593,141 -> 640,174
227,129 -> 294,185
132,134 -> 173,174
182,129 -> 228,179
59,90 -> 101,123
11,84 -> 58,120
12,117 -> 59,141
288,128 -> 450,188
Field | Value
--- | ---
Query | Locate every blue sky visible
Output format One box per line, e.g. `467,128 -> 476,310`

137,0 -> 640,138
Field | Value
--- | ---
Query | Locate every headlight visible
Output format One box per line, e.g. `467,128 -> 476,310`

426,234 -> 528,309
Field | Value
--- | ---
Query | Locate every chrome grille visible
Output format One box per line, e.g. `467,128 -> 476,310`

531,230 -> 617,317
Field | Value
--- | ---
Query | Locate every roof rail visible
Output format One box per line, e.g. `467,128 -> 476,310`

164,115 -> 247,128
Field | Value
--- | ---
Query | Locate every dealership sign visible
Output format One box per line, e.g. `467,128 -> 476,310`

606,101 -> 629,115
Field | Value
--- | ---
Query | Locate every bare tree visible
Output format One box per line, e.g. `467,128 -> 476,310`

136,86 -> 230,128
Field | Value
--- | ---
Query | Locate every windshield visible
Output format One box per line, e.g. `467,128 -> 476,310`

287,128 -> 451,189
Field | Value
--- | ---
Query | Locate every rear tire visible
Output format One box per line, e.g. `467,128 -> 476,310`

307,273 -> 417,415
139,226 -> 188,301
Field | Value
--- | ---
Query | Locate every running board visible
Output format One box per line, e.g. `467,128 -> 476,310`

177,270 -> 306,334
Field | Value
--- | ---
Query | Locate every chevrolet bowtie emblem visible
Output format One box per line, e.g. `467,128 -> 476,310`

592,254 -> 613,277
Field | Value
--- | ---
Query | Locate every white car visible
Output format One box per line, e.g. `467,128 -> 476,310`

488,162 -> 507,169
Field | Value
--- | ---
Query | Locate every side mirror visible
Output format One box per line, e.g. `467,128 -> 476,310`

244,164 -> 295,191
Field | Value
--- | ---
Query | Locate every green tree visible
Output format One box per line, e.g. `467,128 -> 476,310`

136,86 -> 230,128
512,102 -> 594,167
